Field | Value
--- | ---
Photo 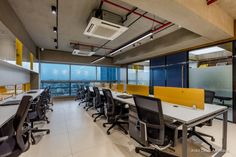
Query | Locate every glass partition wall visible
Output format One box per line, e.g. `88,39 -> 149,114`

128,60 -> 150,85
189,42 -> 233,121
40,63 -> 120,96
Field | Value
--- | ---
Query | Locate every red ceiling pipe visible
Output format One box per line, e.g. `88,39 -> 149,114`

207,0 -> 217,5
151,21 -> 172,33
102,0 -> 165,25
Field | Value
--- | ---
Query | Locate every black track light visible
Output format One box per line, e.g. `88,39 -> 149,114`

150,35 -> 153,40
51,6 -> 57,15
53,27 -> 57,33
54,38 -> 57,42
55,45 -> 58,49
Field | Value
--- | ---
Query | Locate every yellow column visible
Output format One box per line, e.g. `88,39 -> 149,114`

30,53 -> 34,70
16,38 -> 23,66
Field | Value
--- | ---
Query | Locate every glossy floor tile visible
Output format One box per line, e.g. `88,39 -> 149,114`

20,98 -> 236,157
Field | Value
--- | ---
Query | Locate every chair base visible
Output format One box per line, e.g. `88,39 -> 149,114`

188,128 -> 215,151
103,121 -> 128,135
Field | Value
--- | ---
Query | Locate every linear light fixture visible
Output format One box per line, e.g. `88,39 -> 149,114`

108,32 -> 153,57
189,46 -> 224,55
91,57 -> 105,64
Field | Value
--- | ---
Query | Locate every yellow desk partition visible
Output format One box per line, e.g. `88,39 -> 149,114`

111,84 -> 124,93
154,86 -> 204,109
126,84 -> 149,96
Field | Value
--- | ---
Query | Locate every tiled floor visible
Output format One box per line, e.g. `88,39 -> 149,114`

21,98 -> 236,157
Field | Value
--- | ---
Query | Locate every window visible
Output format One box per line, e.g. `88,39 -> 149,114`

71,65 -> 96,80
128,60 -> 150,85
41,63 -> 70,81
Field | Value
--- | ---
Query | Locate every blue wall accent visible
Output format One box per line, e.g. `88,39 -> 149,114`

166,52 -> 188,87
100,67 -> 117,81
150,52 -> 188,88
150,56 -> 166,87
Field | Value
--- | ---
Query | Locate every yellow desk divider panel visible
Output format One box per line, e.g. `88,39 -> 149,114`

111,84 -> 124,93
126,85 -> 149,96
154,86 -> 204,110
22,83 -> 31,92
16,38 -> 23,66
0,86 -> 7,93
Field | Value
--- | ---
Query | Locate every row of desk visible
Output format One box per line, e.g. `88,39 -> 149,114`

0,89 -> 44,128
92,87 -> 228,157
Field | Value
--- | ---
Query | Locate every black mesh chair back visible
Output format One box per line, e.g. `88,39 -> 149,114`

205,90 -> 215,104
133,95 -> 165,146
93,87 -> 102,108
85,86 -> 91,99
13,95 -> 33,151
102,89 -> 115,116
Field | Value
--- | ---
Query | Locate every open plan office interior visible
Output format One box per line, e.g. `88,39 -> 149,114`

0,0 -> 236,157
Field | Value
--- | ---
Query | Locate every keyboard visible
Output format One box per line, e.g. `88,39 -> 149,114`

117,95 -> 133,99
27,91 -> 37,94
0,100 -> 21,106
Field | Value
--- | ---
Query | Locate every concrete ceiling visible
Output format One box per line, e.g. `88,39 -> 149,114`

8,0 -> 170,56
217,0 -> 236,19
6,0 -> 235,65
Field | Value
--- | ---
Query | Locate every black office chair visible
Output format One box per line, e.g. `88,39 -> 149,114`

78,86 -> 86,106
28,95 -> 50,144
92,87 -> 106,122
0,96 -> 32,157
75,85 -> 82,101
43,88 -> 53,112
102,89 -> 129,135
83,86 -> 94,111
133,95 -> 179,157
187,90 -> 216,151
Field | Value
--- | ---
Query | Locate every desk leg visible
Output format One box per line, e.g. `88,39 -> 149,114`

222,111 -> 227,151
182,124 -> 188,157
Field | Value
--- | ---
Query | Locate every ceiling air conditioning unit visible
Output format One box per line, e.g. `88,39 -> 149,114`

83,9 -> 128,40
72,49 -> 96,56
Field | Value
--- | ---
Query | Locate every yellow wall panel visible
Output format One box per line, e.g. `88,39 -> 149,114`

30,53 -> 34,70
154,86 -> 204,109
126,84 -> 149,96
16,38 -> 23,66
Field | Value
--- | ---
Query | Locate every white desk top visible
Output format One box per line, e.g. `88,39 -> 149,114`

93,88 -> 227,125
0,89 -> 44,127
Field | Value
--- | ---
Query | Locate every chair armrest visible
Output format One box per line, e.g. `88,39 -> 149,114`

0,136 -> 9,143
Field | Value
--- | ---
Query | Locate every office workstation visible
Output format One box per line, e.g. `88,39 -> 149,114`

0,0 -> 236,157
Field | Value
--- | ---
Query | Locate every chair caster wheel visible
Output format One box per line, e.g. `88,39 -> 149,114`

93,119 -> 96,122
103,124 -> 106,127
47,120 -> 50,124
46,130 -> 50,134
135,148 -> 139,153
124,131 -> 128,135
107,131 -> 110,135
211,137 -> 215,142
210,146 -> 215,152
92,115 -> 94,118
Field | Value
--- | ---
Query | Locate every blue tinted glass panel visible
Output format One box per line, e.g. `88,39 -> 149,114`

71,65 -> 96,80
41,63 -> 70,80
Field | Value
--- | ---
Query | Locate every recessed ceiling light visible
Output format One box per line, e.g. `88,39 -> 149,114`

40,48 -> 44,51
51,6 -> 57,15
53,27 -> 57,33
189,46 -> 224,55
